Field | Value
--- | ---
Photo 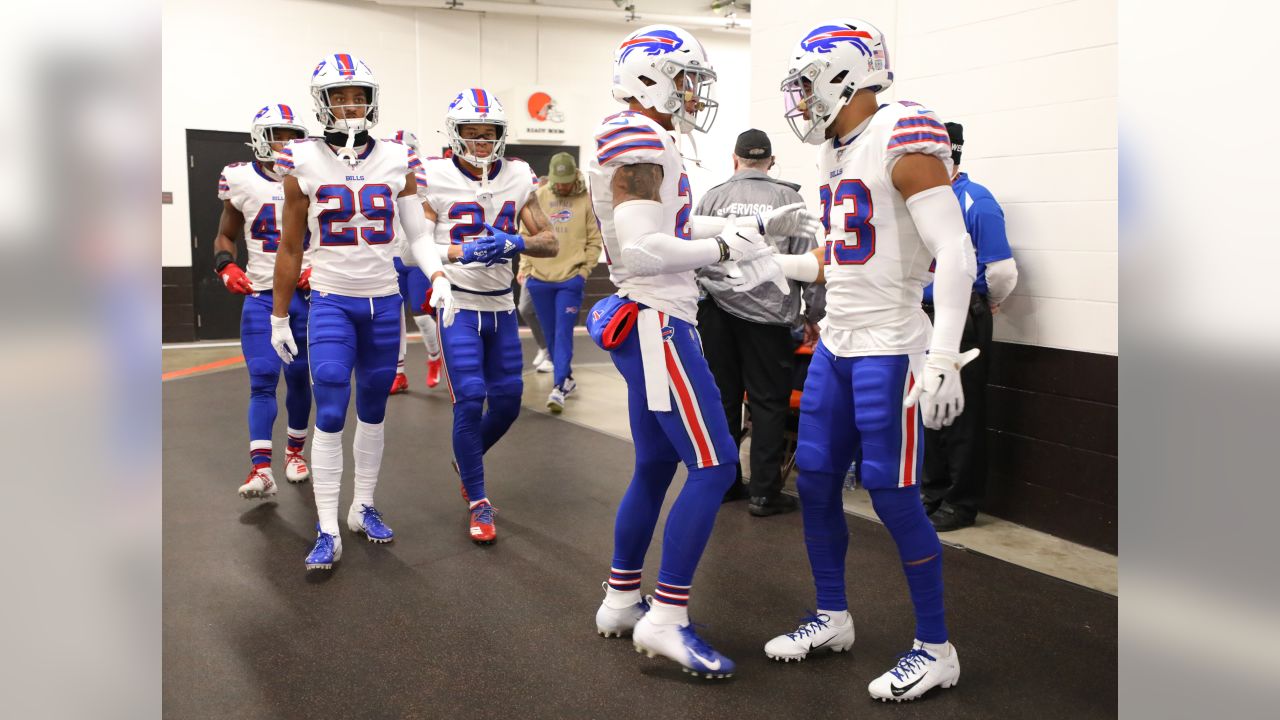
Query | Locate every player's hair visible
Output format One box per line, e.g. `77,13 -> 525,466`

735,154 -> 771,170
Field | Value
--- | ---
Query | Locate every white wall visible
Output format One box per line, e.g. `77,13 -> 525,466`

749,0 -> 1117,355
162,0 -> 750,267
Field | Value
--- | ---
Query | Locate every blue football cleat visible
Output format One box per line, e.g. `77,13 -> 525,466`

305,525 -> 342,571
633,616 -> 736,679
348,504 -> 394,543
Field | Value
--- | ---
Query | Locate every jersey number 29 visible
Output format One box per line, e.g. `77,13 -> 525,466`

315,184 -> 395,246
819,179 -> 876,265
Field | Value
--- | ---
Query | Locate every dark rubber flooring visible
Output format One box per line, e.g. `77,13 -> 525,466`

164,342 -> 1117,719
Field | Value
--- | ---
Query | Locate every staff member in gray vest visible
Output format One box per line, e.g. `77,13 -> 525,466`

696,129 -> 825,517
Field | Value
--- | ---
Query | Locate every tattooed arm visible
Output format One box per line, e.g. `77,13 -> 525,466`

610,163 -> 663,205
517,193 -> 560,258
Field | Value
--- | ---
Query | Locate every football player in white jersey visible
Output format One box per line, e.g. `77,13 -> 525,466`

214,104 -> 312,500
386,129 -> 445,394
583,25 -> 818,679
269,53 -> 454,571
760,20 -> 977,701
411,89 -> 558,545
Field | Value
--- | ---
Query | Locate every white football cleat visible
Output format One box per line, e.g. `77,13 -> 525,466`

632,616 -> 736,679
547,386 -> 565,414
764,612 -> 855,662
532,348 -> 549,370
867,640 -> 960,702
239,467 -> 278,499
596,585 -> 651,638
284,451 -> 310,483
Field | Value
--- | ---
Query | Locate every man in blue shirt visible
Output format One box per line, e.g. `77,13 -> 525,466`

921,122 -> 1019,531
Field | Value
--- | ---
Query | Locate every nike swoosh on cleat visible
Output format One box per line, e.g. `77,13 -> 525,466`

890,674 -> 926,697
688,649 -> 721,672
809,635 -> 835,651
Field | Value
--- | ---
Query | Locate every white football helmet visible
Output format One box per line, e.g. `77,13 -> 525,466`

445,89 -> 507,167
310,53 -> 380,134
249,104 -> 307,162
387,129 -> 420,155
611,24 -> 718,134
780,19 -> 893,144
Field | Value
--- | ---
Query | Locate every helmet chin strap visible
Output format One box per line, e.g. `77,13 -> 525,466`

324,128 -> 370,165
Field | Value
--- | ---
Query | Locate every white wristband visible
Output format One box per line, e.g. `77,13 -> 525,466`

776,252 -> 820,283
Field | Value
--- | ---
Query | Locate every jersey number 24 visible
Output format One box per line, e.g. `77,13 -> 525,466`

819,179 -> 876,265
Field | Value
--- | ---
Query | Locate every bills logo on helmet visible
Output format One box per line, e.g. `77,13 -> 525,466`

334,53 -> 357,78
800,25 -> 874,55
618,29 -> 684,61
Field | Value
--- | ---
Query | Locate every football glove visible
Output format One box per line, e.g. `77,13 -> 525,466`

296,267 -> 312,291
904,348 -> 982,430
219,263 -> 253,294
430,275 -> 457,328
269,314 -> 298,364
482,223 -> 527,260
756,202 -> 822,239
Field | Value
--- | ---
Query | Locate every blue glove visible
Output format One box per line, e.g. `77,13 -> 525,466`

482,223 -> 526,259
459,235 -> 507,266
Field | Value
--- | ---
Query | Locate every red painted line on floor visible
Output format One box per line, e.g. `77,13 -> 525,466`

162,354 -> 245,381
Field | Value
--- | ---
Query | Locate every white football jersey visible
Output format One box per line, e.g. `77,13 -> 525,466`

422,156 -> 537,312
817,100 -> 955,356
586,111 -> 697,323
275,138 -> 421,298
217,161 -> 310,291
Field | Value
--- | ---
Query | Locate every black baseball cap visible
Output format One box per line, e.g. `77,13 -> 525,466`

734,129 -> 772,159
946,122 -> 963,166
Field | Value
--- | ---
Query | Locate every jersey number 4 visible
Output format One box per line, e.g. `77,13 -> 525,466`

315,184 -> 395,246
819,179 -> 876,265
250,204 -> 310,252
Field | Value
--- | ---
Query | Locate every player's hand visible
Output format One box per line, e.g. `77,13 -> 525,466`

219,263 -> 253,294
296,267 -> 312,291
460,235 -> 505,266
903,348 -> 981,430
990,303 -> 1001,316
269,314 -> 298,364
430,274 -> 458,328
802,321 -> 820,347
717,219 -> 772,264
727,252 -> 789,295
757,202 -> 822,239
482,223 -> 526,260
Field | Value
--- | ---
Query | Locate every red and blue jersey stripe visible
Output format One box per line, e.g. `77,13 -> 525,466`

274,146 -> 295,170
888,112 -> 949,151
595,123 -> 663,165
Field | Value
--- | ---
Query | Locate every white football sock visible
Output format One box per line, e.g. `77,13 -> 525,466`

310,428 -> 343,536
647,601 -> 689,627
414,314 -> 441,358
818,609 -> 851,626
351,420 -> 385,511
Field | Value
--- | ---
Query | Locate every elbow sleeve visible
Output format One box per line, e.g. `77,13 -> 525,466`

907,186 -> 976,354
777,252 -> 821,283
615,200 -> 720,276
984,257 -> 1018,304
397,196 -> 442,277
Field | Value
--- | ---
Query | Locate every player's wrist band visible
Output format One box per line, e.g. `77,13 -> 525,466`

716,236 -> 730,262
214,251 -> 235,273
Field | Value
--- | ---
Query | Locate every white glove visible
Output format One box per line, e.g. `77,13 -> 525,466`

904,348 -> 981,430
728,252 -> 790,295
269,314 -> 298,364
757,202 -> 822,239
430,274 -> 458,328
717,216 -> 772,263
